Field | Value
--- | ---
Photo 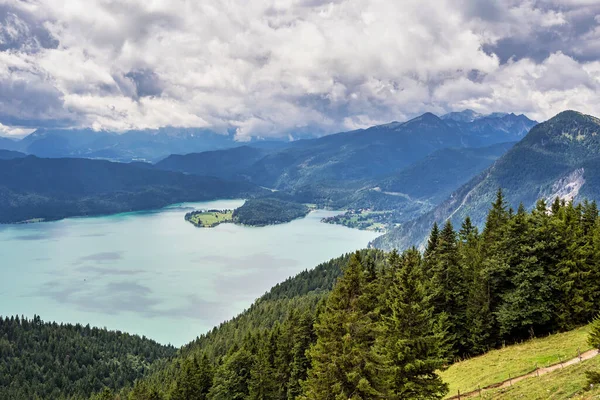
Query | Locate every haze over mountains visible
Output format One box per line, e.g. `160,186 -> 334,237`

0,127 -> 284,162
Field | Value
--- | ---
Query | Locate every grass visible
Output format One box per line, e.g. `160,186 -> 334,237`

480,354 -> 600,399
187,210 -> 233,227
441,325 -> 592,398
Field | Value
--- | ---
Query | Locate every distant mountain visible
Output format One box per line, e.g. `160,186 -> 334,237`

441,110 -> 537,146
0,156 -> 266,223
0,149 -> 26,159
373,142 -> 515,206
246,112 -> 467,190
156,146 -> 268,180
372,110 -> 600,250
153,112 -> 531,218
0,137 -> 18,151
0,127 -> 290,162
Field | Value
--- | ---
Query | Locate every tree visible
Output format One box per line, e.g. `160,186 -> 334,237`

171,354 -> 213,400
287,312 -> 315,400
429,220 -> 467,357
376,249 -> 448,399
209,349 -> 254,400
248,344 -> 278,400
302,252 -> 383,399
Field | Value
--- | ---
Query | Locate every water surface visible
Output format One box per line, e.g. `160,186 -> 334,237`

0,200 -> 379,345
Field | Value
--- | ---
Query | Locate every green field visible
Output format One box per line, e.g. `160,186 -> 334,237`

185,210 -> 233,227
482,354 -> 600,399
441,325 -> 593,398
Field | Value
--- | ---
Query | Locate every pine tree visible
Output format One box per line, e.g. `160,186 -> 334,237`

287,311 -> 315,400
171,354 -> 213,400
423,222 -> 440,280
209,349 -> 254,400
429,220 -> 467,357
301,252 -> 383,399
376,249 -> 448,399
249,344 -> 278,400
498,201 -> 557,340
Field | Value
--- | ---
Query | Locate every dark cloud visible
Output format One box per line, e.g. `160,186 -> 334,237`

0,4 -> 59,53
124,69 -> 164,98
0,78 -> 75,128
481,1 -> 600,64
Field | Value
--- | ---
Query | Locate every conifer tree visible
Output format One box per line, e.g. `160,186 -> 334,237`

209,349 -> 254,400
171,354 -> 213,400
430,220 -> 467,356
376,249 -> 448,399
249,344 -> 278,400
301,252 -> 383,399
287,312 -> 315,400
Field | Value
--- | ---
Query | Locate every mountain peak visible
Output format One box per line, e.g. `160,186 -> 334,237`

405,112 -> 444,125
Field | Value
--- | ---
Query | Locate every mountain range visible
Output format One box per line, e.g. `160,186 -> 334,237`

0,127 -> 286,162
372,110 -> 600,250
156,110 -> 536,220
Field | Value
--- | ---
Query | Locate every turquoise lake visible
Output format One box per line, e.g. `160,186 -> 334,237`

0,200 -> 379,346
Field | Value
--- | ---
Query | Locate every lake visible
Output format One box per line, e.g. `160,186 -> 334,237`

0,200 -> 379,346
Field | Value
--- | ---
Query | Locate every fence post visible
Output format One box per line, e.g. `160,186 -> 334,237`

478,384 -> 481,397
536,363 -> 539,377
579,348 -> 582,362
457,389 -> 460,400
509,373 -> 512,386
559,355 -> 564,369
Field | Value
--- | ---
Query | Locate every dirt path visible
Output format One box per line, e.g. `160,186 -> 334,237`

447,349 -> 600,399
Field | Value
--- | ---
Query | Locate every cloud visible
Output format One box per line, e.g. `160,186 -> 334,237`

0,0 -> 599,138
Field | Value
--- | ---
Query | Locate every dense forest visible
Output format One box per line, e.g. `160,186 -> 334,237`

232,198 -> 310,226
96,190 -> 600,399
0,315 -> 176,399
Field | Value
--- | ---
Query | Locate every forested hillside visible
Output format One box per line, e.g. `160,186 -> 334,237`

105,191 -> 600,399
0,156 -> 266,223
232,198 -> 310,226
0,315 -> 176,399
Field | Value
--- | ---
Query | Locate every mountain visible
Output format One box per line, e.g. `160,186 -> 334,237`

0,127 -> 290,162
156,146 -> 268,180
0,136 -> 19,151
372,141 -> 515,206
441,110 -> 537,146
0,149 -> 26,159
246,112 -> 467,190
0,156 -> 266,223
372,110 -> 600,250
153,112 -> 528,221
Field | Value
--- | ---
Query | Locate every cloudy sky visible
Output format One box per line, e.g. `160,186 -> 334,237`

1,0 -> 600,139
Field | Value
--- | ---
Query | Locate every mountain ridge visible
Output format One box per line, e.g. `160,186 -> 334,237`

372,109 -> 600,251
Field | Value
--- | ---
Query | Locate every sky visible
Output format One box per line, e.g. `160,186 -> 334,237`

1,0 -> 600,140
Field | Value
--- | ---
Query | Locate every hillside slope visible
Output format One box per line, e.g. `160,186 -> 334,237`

0,315 -> 176,400
373,110 -> 600,250
440,325 -> 592,397
0,156 -> 266,223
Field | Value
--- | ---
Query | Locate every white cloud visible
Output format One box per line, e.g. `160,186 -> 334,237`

0,0 -> 599,138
